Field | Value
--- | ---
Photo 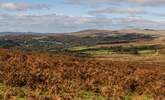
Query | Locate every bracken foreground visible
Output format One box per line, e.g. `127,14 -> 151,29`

0,49 -> 164,100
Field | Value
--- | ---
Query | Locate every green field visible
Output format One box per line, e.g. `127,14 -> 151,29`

68,46 -> 90,51
68,45 -> 158,56
84,50 -> 113,55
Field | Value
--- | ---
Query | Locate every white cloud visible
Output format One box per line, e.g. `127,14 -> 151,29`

0,14 -> 164,32
68,0 -> 165,6
0,3 -> 49,11
89,7 -> 146,15
129,0 -> 165,6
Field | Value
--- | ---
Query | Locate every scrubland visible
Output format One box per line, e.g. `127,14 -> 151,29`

0,49 -> 164,100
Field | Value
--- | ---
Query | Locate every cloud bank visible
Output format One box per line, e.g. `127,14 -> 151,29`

0,1 -> 164,32
0,3 -> 49,11
89,7 -> 146,15
0,14 -> 164,32
69,0 -> 165,6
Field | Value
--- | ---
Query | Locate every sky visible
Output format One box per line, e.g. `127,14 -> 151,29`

0,0 -> 165,33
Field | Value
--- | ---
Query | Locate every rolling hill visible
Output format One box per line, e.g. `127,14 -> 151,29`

0,29 -> 164,99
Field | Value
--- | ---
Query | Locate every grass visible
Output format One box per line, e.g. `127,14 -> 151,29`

0,82 -> 52,99
68,46 -> 90,51
83,49 -> 156,56
17,97 -> 27,100
0,82 -> 28,100
0,82 -> 7,98
78,90 -> 107,100
68,45 -> 158,56
84,50 -> 113,55
124,93 -> 154,100
138,50 -> 156,55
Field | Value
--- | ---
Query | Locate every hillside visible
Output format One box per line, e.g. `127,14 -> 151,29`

67,29 -> 115,37
0,29 -> 159,53
119,29 -> 165,36
0,29 -> 165,99
0,49 -> 164,99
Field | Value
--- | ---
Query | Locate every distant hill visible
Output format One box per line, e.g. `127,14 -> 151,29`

64,29 -> 141,37
67,29 -> 114,37
0,29 -> 164,37
0,32 -> 42,36
118,29 -> 165,36
48,29 -> 165,37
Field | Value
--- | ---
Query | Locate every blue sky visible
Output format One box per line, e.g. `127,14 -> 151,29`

0,0 -> 165,33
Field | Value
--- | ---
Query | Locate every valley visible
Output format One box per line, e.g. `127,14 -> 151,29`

0,29 -> 164,100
